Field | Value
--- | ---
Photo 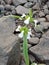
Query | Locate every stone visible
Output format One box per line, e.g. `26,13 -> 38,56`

5,12 -> 12,15
34,25 -> 43,33
46,15 -> 49,21
42,30 -> 49,38
4,0 -> 12,4
28,44 -> 31,48
44,9 -> 49,15
47,1 -> 49,8
32,3 -> 40,10
35,33 -> 42,38
0,5 -> 4,11
21,60 -> 25,65
34,21 -> 49,33
29,54 -> 35,63
33,11 -> 39,18
24,2 -> 33,8
38,63 -> 47,65
0,16 -> 21,65
28,37 -> 39,45
15,5 -> 29,15
5,5 -> 11,11
0,0 -> 3,3
43,5 -> 48,9
7,40 -> 21,65
37,18 -> 46,22
39,11 -> 45,17
29,38 -> 49,63
28,0 -> 34,2
11,6 -> 15,10
12,10 -> 16,15
12,0 -> 27,6
28,0 -> 38,2
40,22 -> 49,30
33,11 -> 39,15
1,0 -> 5,5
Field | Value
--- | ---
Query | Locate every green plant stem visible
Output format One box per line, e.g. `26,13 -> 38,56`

12,15 -> 21,19
23,33 -> 29,65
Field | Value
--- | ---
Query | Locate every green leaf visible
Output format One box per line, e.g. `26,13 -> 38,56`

25,15 -> 29,19
30,17 -> 34,23
12,15 -> 21,19
29,9 -> 33,18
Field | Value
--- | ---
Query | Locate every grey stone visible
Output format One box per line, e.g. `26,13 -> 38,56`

43,5 -> 48,9
28,0 -> 38,2
5,5 -> 11,11
27,0 -> 34,2
0,5 -> 4,11
34,21 -> 49,32
32,3 -> 40,10
0,16 -> 21,65
5,12 -> 12,15
24,2 -> 33,8
29,38 -> 49,62
21,60 -> 25,65
28,44 -> 31,48
11,6 -> 15,10
12,0 -> 27,6
1,0 -> 5,5
0,0 -> 3,3
4,0 -> 12,4
15,5 -> 29,15
35,33 -> 42,38
47,1 -> 49,8
33,11 -> 39,18
34,25 -> 43,33
38,63 -> 47,65
40,22 -> 49,30
42,30 -> 49,38
29,54 -> 35,63
46,15 -> 49,21
33,11 -> 39,15
44,9 -> 49,15
39,11 -> 45,17
12,10 -> 16,15
28,37 -> 39,45
37,18 -> 46,22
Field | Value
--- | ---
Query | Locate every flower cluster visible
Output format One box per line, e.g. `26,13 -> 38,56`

15,13 -> 38,39
16,25 -> 32,39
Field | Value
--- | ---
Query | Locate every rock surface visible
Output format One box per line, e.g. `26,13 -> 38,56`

15,5 -> 29,15
0,16 -> 21,65
12,0 -> 27,6
29,37 -> 49,63
28,37 -> 39,45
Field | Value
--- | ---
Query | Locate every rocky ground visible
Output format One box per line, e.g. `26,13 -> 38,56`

0,0 -> 49,65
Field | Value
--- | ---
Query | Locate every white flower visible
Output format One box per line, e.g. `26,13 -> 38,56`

34,20 -> 38,27
21,13 -> 26,18
27,29 -> 32,39
24,17 -> 30,25
18,31 -> 24,38
31,63 -> 37,65
27,34 -> 31,39
15,25 -> 21,32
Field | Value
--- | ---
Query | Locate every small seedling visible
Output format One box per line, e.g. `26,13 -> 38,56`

13,9 -> 41,65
